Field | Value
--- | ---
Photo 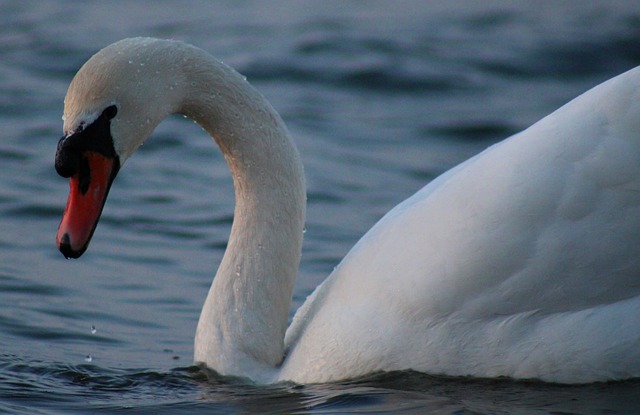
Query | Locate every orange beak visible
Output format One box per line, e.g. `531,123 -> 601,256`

56,151 -> 118,258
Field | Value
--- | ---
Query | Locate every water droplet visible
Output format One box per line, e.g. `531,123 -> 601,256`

128,60 -> 133,64
91,325 -> 96,334
85,354 -> 93,362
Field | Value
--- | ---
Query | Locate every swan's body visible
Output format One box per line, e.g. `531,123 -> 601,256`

55,38 -> 640,384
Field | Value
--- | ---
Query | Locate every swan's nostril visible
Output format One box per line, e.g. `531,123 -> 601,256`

78,156 -> 91,195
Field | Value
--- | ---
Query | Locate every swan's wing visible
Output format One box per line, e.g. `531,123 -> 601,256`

282,67 -> 640,383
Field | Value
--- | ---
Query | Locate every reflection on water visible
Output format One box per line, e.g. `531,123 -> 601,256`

1,0 -> 640,413
2,362 -> 639,414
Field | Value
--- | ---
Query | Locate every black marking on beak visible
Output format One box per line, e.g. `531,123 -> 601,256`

55,105 -> 119,180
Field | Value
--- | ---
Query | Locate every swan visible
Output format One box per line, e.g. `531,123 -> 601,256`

55,37 -> 640,384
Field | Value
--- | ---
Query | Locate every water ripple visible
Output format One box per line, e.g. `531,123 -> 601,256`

0,356 -> 203,414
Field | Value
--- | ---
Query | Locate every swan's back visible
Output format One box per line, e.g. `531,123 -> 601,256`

281,67 -> 640,384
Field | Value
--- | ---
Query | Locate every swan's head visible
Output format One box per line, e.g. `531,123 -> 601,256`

55,38 -> 185,259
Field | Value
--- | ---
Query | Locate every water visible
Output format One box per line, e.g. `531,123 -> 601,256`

1,0 -> 640,413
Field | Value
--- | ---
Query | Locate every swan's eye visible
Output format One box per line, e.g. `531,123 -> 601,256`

103,105 -> 118,120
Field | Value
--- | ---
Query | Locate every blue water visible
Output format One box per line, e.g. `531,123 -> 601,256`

1,1 -> 640,413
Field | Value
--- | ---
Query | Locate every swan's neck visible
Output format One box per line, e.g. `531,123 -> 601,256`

175,47 -> 305,377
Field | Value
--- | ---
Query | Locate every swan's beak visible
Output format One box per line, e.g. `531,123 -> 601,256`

56,150 -> 119,259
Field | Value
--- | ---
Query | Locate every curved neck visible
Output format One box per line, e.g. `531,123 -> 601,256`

173,46 -> 305,377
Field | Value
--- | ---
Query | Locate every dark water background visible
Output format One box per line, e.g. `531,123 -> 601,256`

1,1 -> 640,413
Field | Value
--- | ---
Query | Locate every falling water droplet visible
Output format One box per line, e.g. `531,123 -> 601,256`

91,325 -> 97,334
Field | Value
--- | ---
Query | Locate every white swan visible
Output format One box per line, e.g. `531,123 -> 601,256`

55,38 -> 640,384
